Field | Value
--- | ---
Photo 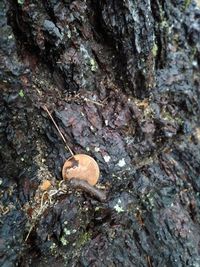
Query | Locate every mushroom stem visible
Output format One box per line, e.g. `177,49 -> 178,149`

43,105 -> 74,156
69,178 -> 107,202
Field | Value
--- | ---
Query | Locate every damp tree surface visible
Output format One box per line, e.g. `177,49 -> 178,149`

0,0 -> 200,266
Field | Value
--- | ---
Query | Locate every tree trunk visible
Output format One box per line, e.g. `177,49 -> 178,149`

0,0 -> 200,266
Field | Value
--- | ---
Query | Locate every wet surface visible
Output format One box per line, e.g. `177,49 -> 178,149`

1,0 -> 200,266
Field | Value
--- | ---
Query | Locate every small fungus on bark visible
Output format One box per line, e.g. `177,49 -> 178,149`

40,180 -> 51,191
62,154 -> 100,186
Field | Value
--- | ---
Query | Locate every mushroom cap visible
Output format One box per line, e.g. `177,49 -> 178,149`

62,154 -> 100,186
40,180 -> 51,191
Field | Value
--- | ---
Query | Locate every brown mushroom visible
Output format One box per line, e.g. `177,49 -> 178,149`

39,180 -> 51,191
62,154 -> 100,186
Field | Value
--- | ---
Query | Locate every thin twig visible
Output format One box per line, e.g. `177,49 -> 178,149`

83,97 -> 104,106
40,191 -> 48,209
25,224 -> 35,242
25,192 -> 50,242
43,105 -> 74,156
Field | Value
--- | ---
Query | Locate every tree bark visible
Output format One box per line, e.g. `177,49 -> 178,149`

0,0 -> 200,266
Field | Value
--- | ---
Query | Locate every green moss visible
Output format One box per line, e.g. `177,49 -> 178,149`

162,111 -> 175,122
161,111 -> 184,125
157,2 -> 169,31
77,232 -> 92,248
183,0 -> 191,10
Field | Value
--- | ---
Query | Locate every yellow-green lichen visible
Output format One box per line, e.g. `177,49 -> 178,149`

60,236 -> 69,246
19,89 -> 25,98
63,228 -> 71,235
50,242 -> 58,255
60,228 -> 71,246
90,58 -> 98,72
17,0 -> 24,5
152,43 -> 158,57
114,199 -> 124,213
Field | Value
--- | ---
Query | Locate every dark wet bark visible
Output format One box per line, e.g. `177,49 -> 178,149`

0,0 -> 200,266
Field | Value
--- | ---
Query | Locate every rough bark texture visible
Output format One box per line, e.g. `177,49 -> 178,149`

0,0 -> 200,266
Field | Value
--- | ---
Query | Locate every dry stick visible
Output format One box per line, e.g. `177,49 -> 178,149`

25,224 -> 35,242
84,97 -> 104,106
69,178 -> 107,202
25,192 -> 48,242
43,105 -> 74,156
